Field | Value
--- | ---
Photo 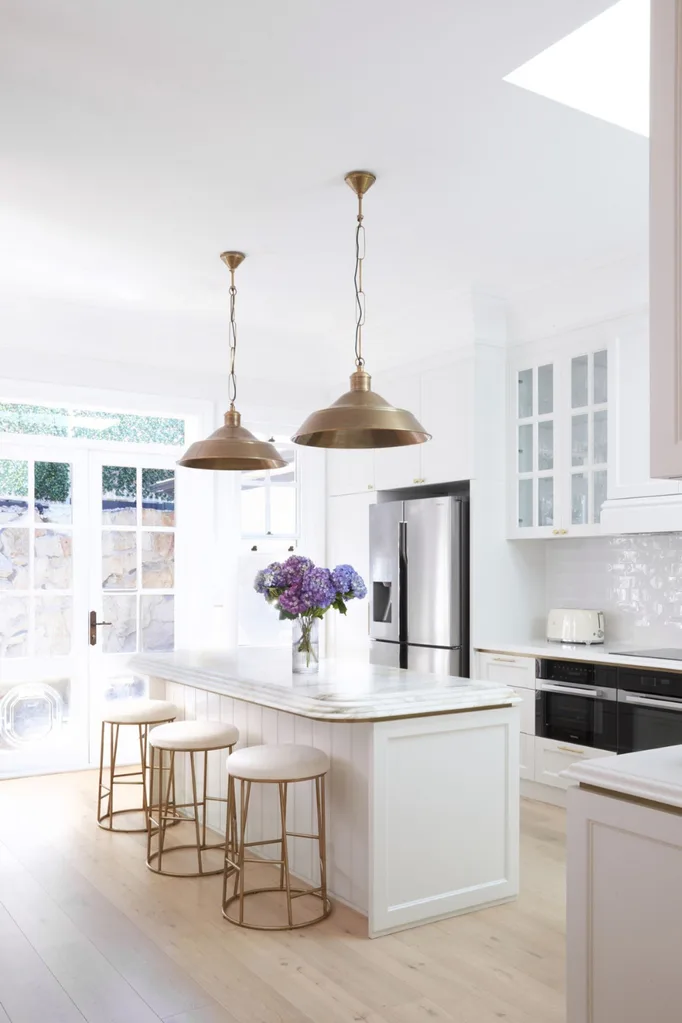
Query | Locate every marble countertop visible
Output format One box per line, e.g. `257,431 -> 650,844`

476,639 -> 682,673
563,745 -> 682,809
129,648 -> 521,722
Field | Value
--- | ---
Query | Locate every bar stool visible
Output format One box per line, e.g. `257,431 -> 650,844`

222,743 -> 332,930
97,698 -> 177,833
147,720 -> 239,877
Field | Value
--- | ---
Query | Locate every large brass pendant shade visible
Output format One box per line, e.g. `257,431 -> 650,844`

178,252 -> 286,472
292,171 -> 430,450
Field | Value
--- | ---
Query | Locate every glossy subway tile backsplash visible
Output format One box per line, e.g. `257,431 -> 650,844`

545,534 -> 682,645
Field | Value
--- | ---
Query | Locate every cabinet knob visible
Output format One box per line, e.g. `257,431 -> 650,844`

552,529 -> 559,535
367,484 -> 374,490
413,478 -> 420,484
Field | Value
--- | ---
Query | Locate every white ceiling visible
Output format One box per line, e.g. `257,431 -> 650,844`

0,0 -> 648,387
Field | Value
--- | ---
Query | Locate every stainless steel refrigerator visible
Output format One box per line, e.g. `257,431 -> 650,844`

369,496 -> 469,677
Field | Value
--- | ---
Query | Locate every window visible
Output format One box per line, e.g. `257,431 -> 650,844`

0,401 -> 185,446
241,437 -> 298,538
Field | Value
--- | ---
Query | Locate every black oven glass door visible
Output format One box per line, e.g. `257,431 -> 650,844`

618,691 -> 682,753
537,682 -> 618,751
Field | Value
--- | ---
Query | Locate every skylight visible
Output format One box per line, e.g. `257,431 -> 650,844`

503,0 -> 649,137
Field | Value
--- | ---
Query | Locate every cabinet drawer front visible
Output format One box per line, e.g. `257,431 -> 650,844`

534,737 -> 615,790
520,733 -> 535,781
476,652 -> 536,689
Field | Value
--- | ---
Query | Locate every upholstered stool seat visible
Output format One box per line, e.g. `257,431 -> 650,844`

97,698 -> 177,833
146,719 -> 239,878
222,743 -> 331,930
103,698 -> 177,726
149,720 -> 238,752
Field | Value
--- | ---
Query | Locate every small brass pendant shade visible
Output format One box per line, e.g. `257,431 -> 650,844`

178,252 -> 287,472
178,409 -> 287,470
293,171 -> 430,451
292,368 -> 429,449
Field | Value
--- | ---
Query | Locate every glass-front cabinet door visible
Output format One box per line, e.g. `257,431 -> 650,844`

509,343 -> 609,538
569,349 -> 608,531
514,362 -> 556,534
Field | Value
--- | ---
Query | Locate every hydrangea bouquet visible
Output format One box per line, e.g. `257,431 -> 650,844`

254,556 -> 367,672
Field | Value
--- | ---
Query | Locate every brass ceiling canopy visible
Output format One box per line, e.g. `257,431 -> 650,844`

178,252 -> 287,471
292,171 -> 430,450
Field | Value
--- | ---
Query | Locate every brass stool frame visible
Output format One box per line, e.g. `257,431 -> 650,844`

97,717 -> 175,833
147,741 -> 236,878
222,770 -> 332,930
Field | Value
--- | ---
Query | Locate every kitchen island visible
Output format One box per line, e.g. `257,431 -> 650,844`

130,648 -> 521,937
564,746 -> 682,1023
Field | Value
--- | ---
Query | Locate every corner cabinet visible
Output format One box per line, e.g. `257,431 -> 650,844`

508,342 -> 609,538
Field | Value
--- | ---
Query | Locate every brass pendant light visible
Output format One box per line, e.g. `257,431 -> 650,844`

178,252 -> 287,471
292,171 -> 430,450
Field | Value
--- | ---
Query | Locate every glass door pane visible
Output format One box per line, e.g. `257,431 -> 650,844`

0,445 -> 89,779
88,451 -> 177,758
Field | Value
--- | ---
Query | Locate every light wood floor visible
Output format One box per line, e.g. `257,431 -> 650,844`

0,770 -> 566,1023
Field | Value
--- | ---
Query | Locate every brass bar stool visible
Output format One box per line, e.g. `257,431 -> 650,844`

147,720 -> 239,877
222,743 -> 332,930
97,698 -> 177,833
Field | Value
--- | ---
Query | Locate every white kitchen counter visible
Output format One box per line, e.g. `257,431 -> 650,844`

131,648 -> 521,937
563,744 -> 682,809
130,648 -> 519,721
477,639 -> 682,673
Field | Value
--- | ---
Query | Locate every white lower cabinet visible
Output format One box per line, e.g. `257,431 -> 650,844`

567,785 -> 682,1022
515,686 -> 536,736
520,733 -> 535,781
476,651 -> 536,689
534,737 -> 616,790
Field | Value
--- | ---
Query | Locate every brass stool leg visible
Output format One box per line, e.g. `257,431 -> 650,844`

97,721 -> 108,823
316,775 -> 328,905
146,744 -> 156,866
278,782 -> 293,927
189,751 -> 203,875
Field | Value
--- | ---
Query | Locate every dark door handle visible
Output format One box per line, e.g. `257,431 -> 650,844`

89,610 -> 112,646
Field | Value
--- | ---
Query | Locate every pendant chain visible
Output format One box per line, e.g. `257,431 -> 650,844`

228,270 -> 238,407
354,194 -> 366,368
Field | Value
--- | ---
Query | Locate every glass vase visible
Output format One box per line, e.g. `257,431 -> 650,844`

292,617 -> 320,674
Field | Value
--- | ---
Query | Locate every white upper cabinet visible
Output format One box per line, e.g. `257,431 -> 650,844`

420,360 -> 474,487
650,0 -> 682,479
373,358 -> 474,492
508,340 -> 610,538
326,490 -> 375,655
607,316 -> 680,501
327,448 -> 375,496
373,372 -> 422,491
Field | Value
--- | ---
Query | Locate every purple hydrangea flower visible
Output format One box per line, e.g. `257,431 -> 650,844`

278,581 -> 307,616
254,562 -> 281,594
332,564 -> 367,600
300,566 -> 336,611
274,555 -> 313,589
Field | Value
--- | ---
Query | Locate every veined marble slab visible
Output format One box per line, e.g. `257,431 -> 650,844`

563,744 -> 682,809
129,648 -> 520,722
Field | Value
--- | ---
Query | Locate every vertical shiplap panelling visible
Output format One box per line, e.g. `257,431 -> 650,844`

351,723 -> 371,911
246,703 -> 264,848
206,692 -> 223,833
328,722 -> 353,905
157,682 -> 370,916
292,715 -> 314,884
258,709 -> 281,861
218,695 -> 234,836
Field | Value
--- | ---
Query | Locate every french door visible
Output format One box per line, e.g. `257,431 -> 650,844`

0,442 -> 178,778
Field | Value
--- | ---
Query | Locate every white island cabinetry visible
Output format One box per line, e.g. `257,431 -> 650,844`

132,648 -> 520,937
565,747 -> 682,1023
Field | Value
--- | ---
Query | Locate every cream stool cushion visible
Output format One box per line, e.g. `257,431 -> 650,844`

227,743 -> 330,782
149,720 -> 239,752
102,698 -> 177,726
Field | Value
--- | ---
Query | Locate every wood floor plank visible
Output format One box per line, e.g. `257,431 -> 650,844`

0,902 -> 87,1023
1,844 -> 219,1020
0,844 -> 163,1023
0,773 -> 568,1023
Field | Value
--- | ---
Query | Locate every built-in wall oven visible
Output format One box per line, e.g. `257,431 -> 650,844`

618,668 -> 682,753
536,659 -> 618,752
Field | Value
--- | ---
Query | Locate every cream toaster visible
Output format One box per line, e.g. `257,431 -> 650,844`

546,608 -> 605,645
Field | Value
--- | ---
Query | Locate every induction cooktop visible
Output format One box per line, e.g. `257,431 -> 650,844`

611,648 -> 682,661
